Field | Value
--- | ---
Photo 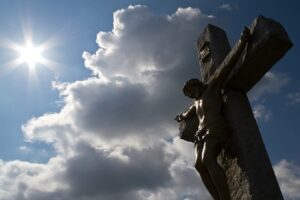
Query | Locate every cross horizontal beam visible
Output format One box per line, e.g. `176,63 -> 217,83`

208,15 -> 293,92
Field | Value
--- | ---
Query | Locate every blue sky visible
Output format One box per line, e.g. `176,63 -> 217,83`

0,0 -> 299,199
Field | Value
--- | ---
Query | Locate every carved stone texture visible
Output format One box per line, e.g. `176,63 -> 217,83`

212,15 -> 293,92
197,24 -> 231,83
220,90 -> 283,200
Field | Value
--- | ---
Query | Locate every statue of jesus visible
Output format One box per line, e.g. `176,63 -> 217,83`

175,27 -> 251,200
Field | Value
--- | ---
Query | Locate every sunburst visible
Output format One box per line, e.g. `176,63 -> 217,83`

15,40 -> 46,70
2,35 -> 59,77
1,26 -> 65,79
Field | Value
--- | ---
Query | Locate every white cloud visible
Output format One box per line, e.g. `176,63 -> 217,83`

0,157 -> 67,200
0,5 -> 216,200
82,5 -> 214,82
19,145 -> 31,152
249,71 -> 289,101
287,92 -> 300,105
248,71 -> 289,101
274,160 -> 300,200
253,104 -> 272,122
218,4 -> 235,11
248,71 -> 289,123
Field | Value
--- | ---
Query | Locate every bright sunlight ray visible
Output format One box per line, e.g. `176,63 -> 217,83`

0,28 -> 66,79
14,40 -> 46,70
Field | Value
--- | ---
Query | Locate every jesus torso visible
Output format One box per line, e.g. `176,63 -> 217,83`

195,84 -> 226,132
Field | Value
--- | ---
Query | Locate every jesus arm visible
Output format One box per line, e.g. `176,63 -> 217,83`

209,27 -> 251,86
175,104 -> 196,122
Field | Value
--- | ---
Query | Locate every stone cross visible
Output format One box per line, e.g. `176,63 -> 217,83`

181,16 -> 293,199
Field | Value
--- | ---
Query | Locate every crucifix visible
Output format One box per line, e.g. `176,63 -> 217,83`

176,16 -> 292,200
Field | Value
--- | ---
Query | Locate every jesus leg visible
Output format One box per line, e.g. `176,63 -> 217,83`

201,139 -> 231,200
195,142 -> 220,200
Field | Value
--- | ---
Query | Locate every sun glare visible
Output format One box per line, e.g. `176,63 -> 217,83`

2,29 -> 61,78
16,41 -> 45,69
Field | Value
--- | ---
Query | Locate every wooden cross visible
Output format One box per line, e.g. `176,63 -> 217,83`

181,16 -> 293,199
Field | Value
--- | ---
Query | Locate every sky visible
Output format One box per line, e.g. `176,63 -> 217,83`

0,0 -> 299,199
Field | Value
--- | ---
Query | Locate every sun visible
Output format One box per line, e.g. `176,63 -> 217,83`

3,35 -> 61,78
2,29 -> 61,78
16,41 -> 45,69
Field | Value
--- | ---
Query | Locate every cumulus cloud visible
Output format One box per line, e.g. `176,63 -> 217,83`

0,5 -> 216,200
82,5 -> 214,81
0,157 -> 67,200
64,142 -> 173,199
274,160 -> 300,200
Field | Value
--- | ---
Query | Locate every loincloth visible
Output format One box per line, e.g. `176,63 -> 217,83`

194,122 -> 230,144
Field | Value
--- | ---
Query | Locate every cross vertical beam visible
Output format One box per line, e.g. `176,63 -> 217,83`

221,90 -> 283,199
